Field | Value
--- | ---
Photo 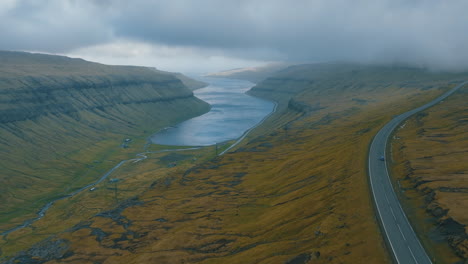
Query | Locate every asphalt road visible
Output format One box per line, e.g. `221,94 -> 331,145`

368,81 -> 467,264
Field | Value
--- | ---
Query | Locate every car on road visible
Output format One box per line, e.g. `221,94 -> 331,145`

379,156 -> 385,161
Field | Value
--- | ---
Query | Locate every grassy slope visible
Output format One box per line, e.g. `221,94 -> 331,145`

391,86 -> 468,262
0,51 -> 210,232
3,63 -> 468,264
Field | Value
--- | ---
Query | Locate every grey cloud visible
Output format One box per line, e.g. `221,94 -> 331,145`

108,0 -> 468,70
2,0 -> 468,70
0,0 -> 112,52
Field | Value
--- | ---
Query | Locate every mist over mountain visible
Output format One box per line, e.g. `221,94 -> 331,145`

2,0 -> 468,72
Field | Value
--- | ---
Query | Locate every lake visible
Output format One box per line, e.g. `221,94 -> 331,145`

150,77 -> 275,146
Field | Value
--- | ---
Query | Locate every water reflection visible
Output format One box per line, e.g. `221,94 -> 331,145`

150,77 -> 274,146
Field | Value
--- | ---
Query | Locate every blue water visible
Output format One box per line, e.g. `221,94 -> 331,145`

150,77 -> 274,146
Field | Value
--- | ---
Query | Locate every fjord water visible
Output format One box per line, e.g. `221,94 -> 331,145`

150,77 -> 274,146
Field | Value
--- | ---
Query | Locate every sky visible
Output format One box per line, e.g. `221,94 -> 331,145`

1,0 -> 468,74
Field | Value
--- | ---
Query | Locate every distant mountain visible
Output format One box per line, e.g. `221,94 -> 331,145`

146,68 -> 207,90
171,72 -> 208,90
205,63 -> 290,83
248,62 -> 467,105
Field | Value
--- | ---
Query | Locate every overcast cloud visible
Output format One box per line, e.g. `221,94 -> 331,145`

1,0 -> 468,73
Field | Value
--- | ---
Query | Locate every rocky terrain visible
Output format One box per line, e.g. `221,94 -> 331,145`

0,51 -> 210,233
391,85 -> 468,263
3,63 -> 468,263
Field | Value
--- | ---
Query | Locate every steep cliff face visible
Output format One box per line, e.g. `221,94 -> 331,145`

0,51 -> 210,230
0,51 -> 204,123
0,78 -> 194,123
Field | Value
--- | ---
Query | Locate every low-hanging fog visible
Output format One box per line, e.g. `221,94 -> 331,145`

1,0 -> 467,73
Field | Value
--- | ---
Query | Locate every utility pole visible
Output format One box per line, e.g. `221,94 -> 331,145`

109,178 -> 120,203
114,182 -> 118,202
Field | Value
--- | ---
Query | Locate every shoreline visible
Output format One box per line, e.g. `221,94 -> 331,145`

1,77 -> 277,238
219,99 -> 278,155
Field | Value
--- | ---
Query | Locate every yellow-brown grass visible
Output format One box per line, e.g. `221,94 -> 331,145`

391,87 -> 468,263
3,64 -> 466,264
36,83 -> 452,264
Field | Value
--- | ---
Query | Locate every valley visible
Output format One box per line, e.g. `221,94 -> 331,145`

2,1 -> 468,263
2,61 -> 468,263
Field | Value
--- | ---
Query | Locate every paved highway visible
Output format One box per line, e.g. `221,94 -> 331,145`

368,81 -> 467,264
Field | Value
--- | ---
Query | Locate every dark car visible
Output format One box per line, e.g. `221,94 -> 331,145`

379,156 -> 385,161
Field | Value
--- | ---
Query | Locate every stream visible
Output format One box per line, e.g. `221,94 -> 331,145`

1,76 -> 276,237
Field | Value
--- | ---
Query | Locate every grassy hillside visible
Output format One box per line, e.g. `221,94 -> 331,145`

4,63 -> 468,263
391,86 -> 467,263
0,51 -> 210,233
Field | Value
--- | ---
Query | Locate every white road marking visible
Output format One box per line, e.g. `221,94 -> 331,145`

397,224 -> 407,241
390,207 -> 397,221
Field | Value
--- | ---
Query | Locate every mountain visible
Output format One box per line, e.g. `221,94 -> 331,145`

171,72 -> 208,90
205,63 -> 289,83
0,51 -> 210,232
146,67 -> 208,90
